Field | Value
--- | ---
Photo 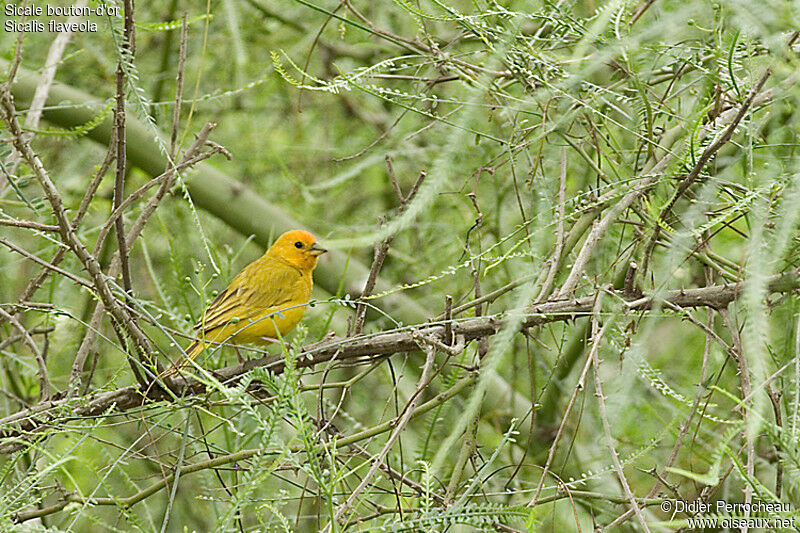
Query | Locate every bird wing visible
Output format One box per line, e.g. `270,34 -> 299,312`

196,257 -> 304,334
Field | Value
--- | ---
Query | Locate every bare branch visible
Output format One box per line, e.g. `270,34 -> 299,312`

0,307 -> 51,401
2,271 -> 797,453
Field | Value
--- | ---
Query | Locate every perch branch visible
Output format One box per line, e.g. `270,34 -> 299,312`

1,271 -> 797,453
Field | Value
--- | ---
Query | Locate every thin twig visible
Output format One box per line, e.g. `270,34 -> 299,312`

351,217 -> 394,336
631,0 -> 657,24
351,163 -> 425,335
328,344 -> 437,528
0,87 -> 154,382
439,275 -> 536,319
112,0 -> 135,301
70,123 -> 221,391
720,308 -> 754,529
321,424 -> 447,505
3,0 -> 27,90
558,75 -> 774,298
0,237 -> 92,288
444,295 -> 453,345
0,219 -> 59,232
0,307 -> 51,401
528,317 -> 595,506
587,289 -> 650,532
1,0 -> 86,190
0,135 -> 115,326
639,69 -> 772,279
0,327 -> 54,352
12,374 -> 475,523
386,155 -> 404,201
766,383 -> 783,497
91,146 -> 229,257
535,147 -> 567,302
169,13 -> 188,160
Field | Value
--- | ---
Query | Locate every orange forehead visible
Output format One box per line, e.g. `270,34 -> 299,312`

275,229 -> 317,245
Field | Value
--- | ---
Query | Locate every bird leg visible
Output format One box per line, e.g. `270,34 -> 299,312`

234,346 -> 245,364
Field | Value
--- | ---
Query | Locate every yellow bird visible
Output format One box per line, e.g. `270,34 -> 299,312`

168,229 -> 326,374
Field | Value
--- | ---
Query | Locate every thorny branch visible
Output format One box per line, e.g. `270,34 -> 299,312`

69,122 -> 229,391
2,271 -> 797,454
0,87 -> 155,371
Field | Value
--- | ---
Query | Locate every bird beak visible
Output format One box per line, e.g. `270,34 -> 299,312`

308,242 -> 327,256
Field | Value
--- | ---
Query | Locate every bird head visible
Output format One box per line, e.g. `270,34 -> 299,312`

268,229 -> 327,271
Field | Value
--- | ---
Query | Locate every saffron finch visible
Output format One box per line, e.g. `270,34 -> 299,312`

168,229 -> 326,374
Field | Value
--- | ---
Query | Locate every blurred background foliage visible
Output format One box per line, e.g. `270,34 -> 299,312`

2,0 -> 800,530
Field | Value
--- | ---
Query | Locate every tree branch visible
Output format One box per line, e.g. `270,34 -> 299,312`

2,271 -> 797,454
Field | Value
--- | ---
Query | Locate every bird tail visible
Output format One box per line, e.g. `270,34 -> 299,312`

162,339 -> 204,377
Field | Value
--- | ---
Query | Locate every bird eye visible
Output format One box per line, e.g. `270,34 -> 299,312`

294,241 -> 303,249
